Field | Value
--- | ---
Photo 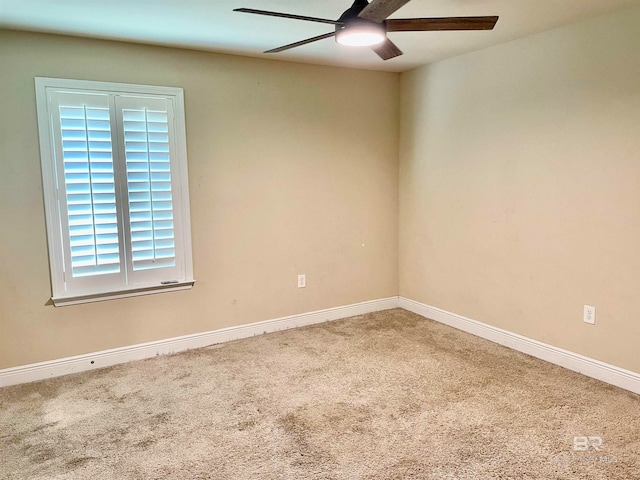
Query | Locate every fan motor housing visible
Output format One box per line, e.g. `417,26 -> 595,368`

336,0 -> 387,40
339,0 -> 372,22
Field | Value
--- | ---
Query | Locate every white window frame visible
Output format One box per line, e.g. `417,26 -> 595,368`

35,77 -> 195,306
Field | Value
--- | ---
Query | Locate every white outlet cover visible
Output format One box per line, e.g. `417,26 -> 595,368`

584,305 -> 596,325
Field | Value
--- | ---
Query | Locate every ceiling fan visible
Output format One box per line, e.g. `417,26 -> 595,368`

234,0 -> 499,60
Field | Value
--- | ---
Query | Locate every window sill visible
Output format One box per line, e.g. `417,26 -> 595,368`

51,280 -> 196,307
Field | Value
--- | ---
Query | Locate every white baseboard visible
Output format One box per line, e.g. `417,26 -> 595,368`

399,297 -> 640,395
0,297 -> 399,388
4,296 -> 639,396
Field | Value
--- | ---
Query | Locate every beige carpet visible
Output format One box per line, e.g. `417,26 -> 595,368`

1,308 -> 639,479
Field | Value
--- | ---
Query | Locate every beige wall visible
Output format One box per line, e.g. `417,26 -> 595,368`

3,6 -> 640,376
400,6 -> 640,372
0,30 -> 400,369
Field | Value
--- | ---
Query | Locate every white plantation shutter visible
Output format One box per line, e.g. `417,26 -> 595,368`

115,95 -> 186,285
121,102 -> 175,270
55,93 -> 122,278
36,78 -> 194,305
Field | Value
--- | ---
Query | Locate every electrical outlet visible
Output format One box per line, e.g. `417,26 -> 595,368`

297,274 -> 306,288
584,305 -> 596,325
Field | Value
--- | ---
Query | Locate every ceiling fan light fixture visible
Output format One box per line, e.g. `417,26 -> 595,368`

236,1 -> 499,61
335,22 -> 386,47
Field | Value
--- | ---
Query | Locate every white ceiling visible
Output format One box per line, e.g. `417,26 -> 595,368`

1,0 -> 638,72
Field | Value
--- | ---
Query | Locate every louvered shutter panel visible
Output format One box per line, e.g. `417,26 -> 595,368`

122,107 -> 176,270
53,92 -> 122,279
114,94 -> 184,284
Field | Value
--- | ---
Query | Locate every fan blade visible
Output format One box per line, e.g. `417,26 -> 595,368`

372,38 -> 403,60
234,8 -> 343,26
359,0 -> 412,23
386,16 -> 499,32
265,32 -> 337,53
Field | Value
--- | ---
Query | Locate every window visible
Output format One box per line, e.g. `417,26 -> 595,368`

35,78 -> 194,306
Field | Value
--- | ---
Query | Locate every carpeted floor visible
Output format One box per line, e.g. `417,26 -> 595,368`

1,308 -> 639,479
